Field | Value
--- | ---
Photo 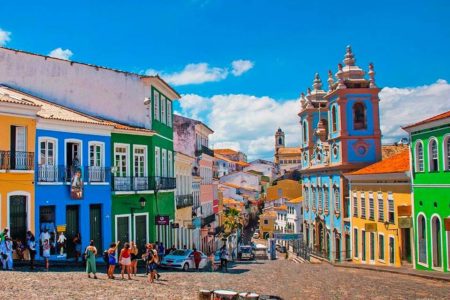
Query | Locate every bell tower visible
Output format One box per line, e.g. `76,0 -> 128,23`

274,128 -> 285,164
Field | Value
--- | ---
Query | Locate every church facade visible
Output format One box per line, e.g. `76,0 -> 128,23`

299,46 -> 382,262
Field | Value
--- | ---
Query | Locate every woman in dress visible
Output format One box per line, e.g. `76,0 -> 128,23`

107,241 -> 120,279
85,240 -> 97,279
119,242 -> 132,280
42,239 -> 51,271
130,241 -> 138,276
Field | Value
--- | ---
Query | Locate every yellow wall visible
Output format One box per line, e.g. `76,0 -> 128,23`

351,182 -> 412,267
259,214 -> 276,238
0,114 -> 36,234
266,179 -> 302,201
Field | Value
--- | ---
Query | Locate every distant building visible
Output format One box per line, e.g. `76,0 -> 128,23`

274,128 -> 301,174
259,210 -> 277,239
214,148 -> 248,164
244,159 -> 277,182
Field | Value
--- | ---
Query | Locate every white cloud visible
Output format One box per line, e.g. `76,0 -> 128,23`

379,79 -> 450,142
0,28 -> 11,46
48,48 -> 73,60
231,59 -> 254,76
178,79 -> 450,160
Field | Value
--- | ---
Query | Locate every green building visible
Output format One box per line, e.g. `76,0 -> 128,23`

403,110 -> 450,272
111,85 -> 178,253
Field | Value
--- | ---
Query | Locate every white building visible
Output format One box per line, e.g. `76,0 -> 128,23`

244,159 -> 277,182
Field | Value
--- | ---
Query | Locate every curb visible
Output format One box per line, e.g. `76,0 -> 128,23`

333,264 -> 450,283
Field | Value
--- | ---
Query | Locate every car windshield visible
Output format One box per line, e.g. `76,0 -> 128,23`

171,250 -> 189,256
241,247 -> 251,253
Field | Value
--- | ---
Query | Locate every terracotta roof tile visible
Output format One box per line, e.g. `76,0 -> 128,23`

382,145 -> 409,159
350,150 -> 410,175
0,94 -> 40,107
403,110 -> 450,130
214,148 -> 238,155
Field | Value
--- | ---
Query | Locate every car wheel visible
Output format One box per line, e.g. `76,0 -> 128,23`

183,263 -> 189,271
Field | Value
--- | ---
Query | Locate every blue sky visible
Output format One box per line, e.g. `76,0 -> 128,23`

1,0 -> 450,160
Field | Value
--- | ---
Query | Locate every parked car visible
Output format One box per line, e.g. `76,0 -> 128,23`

160,249 -> 208,271
238,245 -> 255,260
276,244 -> 287,253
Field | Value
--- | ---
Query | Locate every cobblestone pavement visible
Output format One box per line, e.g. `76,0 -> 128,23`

0,259 -> 449,300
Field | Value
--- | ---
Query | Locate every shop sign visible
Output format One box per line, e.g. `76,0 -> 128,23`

398,205 -> 412,217
365,223 -> 377,232
273,233 -> 302,240
155,215 -> 169,225
398,217 -> 412,229
56,225 -> 66,233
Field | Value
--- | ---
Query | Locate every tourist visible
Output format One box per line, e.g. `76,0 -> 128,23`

39,228 -> 50,256
193,248 -> 202,271
85,240 -> 98,279
107,241 -> 120,279
220,245 -> 228,272
26,231 -> 36,270
145,244 -> 156,283
119,242 -> 132,280
158,242 -> 165,258
42,239 -> 51,271
152,244 -> 161,280
73,233 -> 82,263
14,239 -> 26,260
130,241 -> 138,276
1,236 -> 13,270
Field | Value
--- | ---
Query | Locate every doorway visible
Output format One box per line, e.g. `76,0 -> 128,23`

90,205 -> 102,254
66,205 -> 80,258
431,216 -> 442,268
9,195 -> 27,243
135,214 -> 148,255
116,215 -> 131,243
401,228 -> 412,263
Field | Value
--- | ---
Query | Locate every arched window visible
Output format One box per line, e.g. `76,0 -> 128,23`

444,136 -> 450,171
323,185 -> 329,211
303,121 -> 308,143
318,187 -> 323,211
278,137 -> 283,145
431,216 -> 442,268
417,214 -> 427,264
331,106 -> 337,132
334,186 -> 340,212
353,103 -> 366,130
429,139 -> 439,172
415,141 -> 424,172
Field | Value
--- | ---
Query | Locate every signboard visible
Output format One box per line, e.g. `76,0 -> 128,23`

155,215 -> 170,225
398,217 -> 412,229
70,168 -> 83,199
398,205 -> 412,217
365,223 -> 377,232
444,217 -> 450,231
56,225 -> 66,233
273,233 -> 303,240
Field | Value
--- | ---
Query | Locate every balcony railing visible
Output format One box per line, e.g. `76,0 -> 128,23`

112,176 -> 176,192
195,145 -> 214,157
176,194 -> 194,209
201,213 -> 216,227
37,165 -> 110,183
0,151 -> 34,170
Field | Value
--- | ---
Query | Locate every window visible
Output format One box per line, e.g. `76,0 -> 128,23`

312,187 -> 317,210
378,234 -> 385,260
11,126 -> 27,170
161,96 -> 166,124
167,100 -> 172,127
168,151 -> 173,177
153,91 -> 160,121
89,143 -> 103,167
362,230 -> 366,261
417,214 -> 427,264
377,192 -> 384,222
353,192 -> 358,217
114,145 -> 129,177
304,187 -> 309,210
263,220 -> 268,225
361,193 -> 366,219
388,192 -> 394,224
369,192 -> 374,220
162,149 -> 167,177
389,237 -> 395,264
154,147 -> 161,177
370,232 -> 375,261
334,186 -> 340,213
303,121 -> 307,143
354,228 -> 359,258
444,136 -> 450,171
318,187 -> 323,211
353,102 -> 366,130
134,147 -> 146,177
331,105 -> 337,132
429,139 -> 439,172
415,141 -> 424,172
40,139 -> 55,166
324,186 -> 329,211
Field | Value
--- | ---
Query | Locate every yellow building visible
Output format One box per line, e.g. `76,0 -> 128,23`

0,94 -> 40,242
266,179 -> 302,202
259,210 -> 277,239
345,150 -> 413,267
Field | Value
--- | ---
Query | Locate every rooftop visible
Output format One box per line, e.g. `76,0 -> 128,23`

288,197 -> 303,204
214,148 -> 239,155
350,149 -> 410,175
403,110 -> 450,130
382,144 -> 409,159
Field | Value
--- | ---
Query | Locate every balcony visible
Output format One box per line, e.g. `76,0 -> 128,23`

176,194 -> 194,209
0,151 -> 34,171
195,145 -> 214,158
37,165 -> 111,183
201,213 -> 216,227
112,176 -> 176,192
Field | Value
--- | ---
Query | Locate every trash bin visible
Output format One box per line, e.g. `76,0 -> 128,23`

238,292 -> 260,299
198,289 -> 212,300
213,290 -> 238,300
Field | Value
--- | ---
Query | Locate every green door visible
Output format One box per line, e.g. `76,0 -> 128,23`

116,216 -> 130,244
9,195 -> 27,243
90,205 -> 102,254
135,215 -> 148,255
66,205 -> 80,258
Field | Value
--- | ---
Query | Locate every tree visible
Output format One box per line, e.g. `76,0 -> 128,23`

223,208 -> 243,236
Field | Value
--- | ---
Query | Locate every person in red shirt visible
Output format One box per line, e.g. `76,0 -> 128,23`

193,248 -> 202,271
119,243 -> 132,280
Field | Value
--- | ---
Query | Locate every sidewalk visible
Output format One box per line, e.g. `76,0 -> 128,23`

334,262 -> 450,282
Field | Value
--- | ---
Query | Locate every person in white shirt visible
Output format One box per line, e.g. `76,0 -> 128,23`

57,232 -> 67,255
40,229 -> 50,256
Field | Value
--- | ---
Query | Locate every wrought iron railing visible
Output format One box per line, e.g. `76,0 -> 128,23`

112,176 -> 176,191
195,145 -> 214,157
37,165 -> 110,183
176,194 -> 194,209
0,151 -> 34,170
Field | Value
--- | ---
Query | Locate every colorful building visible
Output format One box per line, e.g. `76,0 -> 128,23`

274,128 -> 301,175
345,150 -> 413,267
259,210 -> 277,239
403,111 -> 450,272
0,90 -> 39,245
300,46 -> 382,262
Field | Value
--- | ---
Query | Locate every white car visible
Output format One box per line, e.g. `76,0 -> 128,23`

160,249 -> 208,271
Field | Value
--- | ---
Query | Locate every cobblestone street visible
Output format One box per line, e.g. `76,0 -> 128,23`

0,259 -> 449,299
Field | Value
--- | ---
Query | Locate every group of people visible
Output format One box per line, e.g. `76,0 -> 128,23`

0,228 -> 37,271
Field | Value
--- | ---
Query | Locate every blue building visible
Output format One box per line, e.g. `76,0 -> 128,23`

6,87 -> 114,259
299,46 -> 382,262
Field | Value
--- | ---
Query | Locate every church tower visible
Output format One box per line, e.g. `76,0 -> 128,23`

274,128 -> 285,164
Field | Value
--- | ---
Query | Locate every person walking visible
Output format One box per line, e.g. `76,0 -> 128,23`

145,244 -> 156,283
26,231 -> 36,270
152,244 -> 161,280
193,248 -> 202,271
220,245 -> 228,272
107,241 -> 120,279
85,240 -> 98,279
119,242 -> 132,280
42,239 -> 51,271
130,241 -> 138,276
